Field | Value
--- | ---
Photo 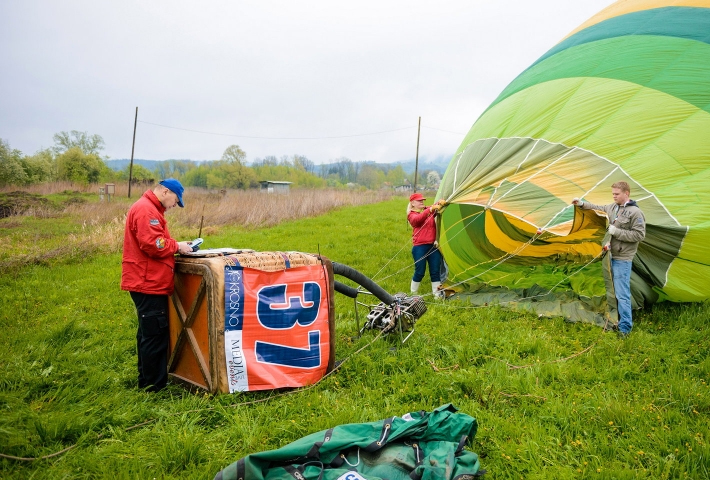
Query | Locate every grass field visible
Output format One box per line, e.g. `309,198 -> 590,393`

1,191 -> 709,479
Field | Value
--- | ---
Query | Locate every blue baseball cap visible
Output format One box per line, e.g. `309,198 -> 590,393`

159,179 -> 184,207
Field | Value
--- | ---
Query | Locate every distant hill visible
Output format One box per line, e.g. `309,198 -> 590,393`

105,159 -> 209,171
309,155 -> 453,176
106,155 -> 453,175
394,155 -> 452,175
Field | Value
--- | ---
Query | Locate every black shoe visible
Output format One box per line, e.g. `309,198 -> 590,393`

617,331 -> 630,339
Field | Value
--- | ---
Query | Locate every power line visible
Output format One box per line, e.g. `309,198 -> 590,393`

137,120 -> 468,140
137,121 -> 416,140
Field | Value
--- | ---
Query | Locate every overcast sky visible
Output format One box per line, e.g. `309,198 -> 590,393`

1,0 -> 613,165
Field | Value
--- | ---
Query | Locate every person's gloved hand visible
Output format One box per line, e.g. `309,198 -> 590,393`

572,198 -> 581,206
430,199 -> 446,213
608,225 -> 618,236
603,243 -> 611,252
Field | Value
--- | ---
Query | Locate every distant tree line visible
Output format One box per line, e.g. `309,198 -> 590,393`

0,131 -> 113,187
1,134 -> 442,191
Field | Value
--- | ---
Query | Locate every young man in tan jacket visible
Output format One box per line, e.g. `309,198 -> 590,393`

573,181 -> 645,336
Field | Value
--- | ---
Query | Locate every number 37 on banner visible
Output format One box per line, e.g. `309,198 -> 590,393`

255,282 -> 322,368
224,264 -> 331,392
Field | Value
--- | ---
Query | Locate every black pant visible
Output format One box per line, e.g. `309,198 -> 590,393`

129,292 -> 169,392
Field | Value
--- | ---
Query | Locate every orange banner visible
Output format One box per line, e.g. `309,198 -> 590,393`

224,263 -> 331,392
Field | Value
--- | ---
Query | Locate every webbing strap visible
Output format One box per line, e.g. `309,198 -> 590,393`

236,458 -> 245,480
225,256 -> 242,268
412,442 -> 423,465
329,451 -> 345,468
456,434 -> 468,454
364,416 -> 396,452
409,442 -> 424,480
283,465 -> 305,480
306,428 -> 334,460
278,252 -> 291,269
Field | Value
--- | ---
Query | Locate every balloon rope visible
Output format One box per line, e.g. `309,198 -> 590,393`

370,206 -> 439,282
423,249 -> 604,306
373,210 -> 485,284
441,232 -> 542,293
369,243 -> 407,282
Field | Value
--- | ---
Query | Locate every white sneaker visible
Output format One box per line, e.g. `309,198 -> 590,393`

431,281 -> 443,299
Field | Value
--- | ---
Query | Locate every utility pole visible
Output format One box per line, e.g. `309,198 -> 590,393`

413,116 -> 421,192
128,107 -> 138,198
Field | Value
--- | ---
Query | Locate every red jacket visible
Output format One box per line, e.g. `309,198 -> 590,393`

408,207 -> 437,245
121,190 -> 179,295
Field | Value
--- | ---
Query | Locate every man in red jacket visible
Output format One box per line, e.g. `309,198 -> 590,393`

121,179 -> 193,392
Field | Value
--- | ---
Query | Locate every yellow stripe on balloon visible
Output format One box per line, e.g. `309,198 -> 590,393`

563,0 -> 710,41
484,210 -> 603,258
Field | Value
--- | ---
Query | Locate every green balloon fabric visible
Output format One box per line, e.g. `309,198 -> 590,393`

437,1 -> 710,319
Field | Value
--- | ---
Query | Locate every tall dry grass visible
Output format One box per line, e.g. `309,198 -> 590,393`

1,187 -> 398,270
0,181 -> 98,195
63,200 -> 132,256
172,188 -> 395,229
67,188 -> 396,253
0,180 -> 150,196
61,187 -> 395,230
0,198 -> 128,271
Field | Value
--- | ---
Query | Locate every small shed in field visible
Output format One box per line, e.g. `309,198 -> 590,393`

260,180 -> 292,194
394,184 -> 413,193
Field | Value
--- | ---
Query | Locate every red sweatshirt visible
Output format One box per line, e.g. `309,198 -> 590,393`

121,190 -> 179,295
407,207 -> 437,245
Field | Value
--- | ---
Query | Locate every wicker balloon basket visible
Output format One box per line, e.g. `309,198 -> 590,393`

168,250 -> 335,394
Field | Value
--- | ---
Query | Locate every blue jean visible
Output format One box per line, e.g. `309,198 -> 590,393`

412,244 -> 442,283
612,259 -> 633,334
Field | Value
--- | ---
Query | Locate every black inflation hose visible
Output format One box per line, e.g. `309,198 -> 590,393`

332,262 -> 395,305
334,281 -> 360,299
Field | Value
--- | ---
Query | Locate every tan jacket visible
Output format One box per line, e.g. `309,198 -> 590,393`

578,199 -> 645,261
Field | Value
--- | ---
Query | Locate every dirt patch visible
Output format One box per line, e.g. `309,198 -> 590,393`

0,219 -> 23,229
0,191 -> 54,219
63,196 -> 87,206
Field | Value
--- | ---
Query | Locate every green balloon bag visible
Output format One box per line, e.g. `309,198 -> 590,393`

214,404 -> 485,480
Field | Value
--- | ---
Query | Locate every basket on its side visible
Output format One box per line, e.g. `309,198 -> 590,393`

168,251 -> 335,394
